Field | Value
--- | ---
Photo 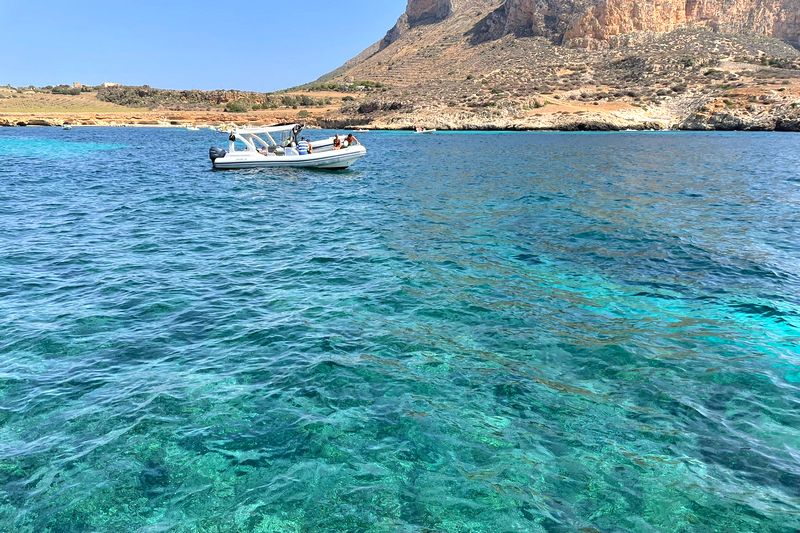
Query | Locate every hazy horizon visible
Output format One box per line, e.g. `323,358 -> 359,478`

0,0 -> 405,92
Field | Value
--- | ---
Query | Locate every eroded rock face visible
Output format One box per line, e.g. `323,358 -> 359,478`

500,0 -> 592,41
381,0 -> 454,48
474,0 -> 800,47
406,0 -> 453,25
565,0 -> 800,46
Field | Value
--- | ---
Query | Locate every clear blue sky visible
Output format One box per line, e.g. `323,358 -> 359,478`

0,0 -> 406,91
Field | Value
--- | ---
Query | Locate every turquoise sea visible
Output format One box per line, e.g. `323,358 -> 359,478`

1,127 -> 799,532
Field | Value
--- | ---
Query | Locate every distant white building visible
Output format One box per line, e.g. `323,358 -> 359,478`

101,82 -> 120,88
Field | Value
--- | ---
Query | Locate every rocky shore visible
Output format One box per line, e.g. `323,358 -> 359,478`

3,98 -> 800,132
0,111 -> 300,129
359,98 -> 800,131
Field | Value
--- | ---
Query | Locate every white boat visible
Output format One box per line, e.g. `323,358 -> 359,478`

62,124 -> 72,130
415,127 -> 436,134
209,124 -> 367,170
186,125 -> 200,131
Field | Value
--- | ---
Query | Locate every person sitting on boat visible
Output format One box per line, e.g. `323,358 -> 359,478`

333,134 -> 342,150
297,137 -> 310,155
346,133 -> 359,146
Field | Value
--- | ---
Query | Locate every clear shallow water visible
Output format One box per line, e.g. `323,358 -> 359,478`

1,127 -> 799,532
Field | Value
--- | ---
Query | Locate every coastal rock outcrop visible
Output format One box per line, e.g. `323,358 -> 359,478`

776,115 -> 800,130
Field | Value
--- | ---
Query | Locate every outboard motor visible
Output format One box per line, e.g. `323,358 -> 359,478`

209,147 -> 227,162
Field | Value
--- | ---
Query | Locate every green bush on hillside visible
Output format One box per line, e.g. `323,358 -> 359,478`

95,85 -> 337,111
225,101 -> 249,113
51,85 -> 82,96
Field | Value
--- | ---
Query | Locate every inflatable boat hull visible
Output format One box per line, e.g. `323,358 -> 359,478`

212,145 -> 367,170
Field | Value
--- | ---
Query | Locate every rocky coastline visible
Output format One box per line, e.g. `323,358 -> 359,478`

4,104 -> 799,132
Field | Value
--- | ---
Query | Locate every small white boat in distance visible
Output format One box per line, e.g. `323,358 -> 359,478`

186,125 -> 200,131
209,124 -> 367,170
62,124 -> 72,130
415,126 -> 436,134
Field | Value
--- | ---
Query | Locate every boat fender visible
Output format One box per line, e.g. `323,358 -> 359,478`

209,147 -> 227,162
229,133 -> 236,142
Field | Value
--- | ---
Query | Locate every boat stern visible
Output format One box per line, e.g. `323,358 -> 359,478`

209,146 -> 227,166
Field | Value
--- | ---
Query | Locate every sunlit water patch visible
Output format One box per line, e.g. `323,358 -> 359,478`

0,135 -> 125,159
0,127 -> 799,532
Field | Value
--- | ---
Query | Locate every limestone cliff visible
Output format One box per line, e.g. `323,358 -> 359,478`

563,0 -> 800,47
470,0 -> 592,44
381,0 -> 457,48
406,0 -> 454,25
471,0 -> 800,47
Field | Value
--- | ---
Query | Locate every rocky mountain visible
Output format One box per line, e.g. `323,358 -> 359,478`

474,0 -> 800,47
314,0 -> 800,130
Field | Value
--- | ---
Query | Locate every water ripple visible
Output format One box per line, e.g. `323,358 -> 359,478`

0,128 -> 799,531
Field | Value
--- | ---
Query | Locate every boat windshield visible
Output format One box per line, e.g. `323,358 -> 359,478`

225,125 -> 305,153
272,129 -> 294,147
229,125 -> 301,151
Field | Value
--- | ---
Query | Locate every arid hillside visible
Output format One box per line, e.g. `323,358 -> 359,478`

313,0 -> 800,130
0,86 -> 346,128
